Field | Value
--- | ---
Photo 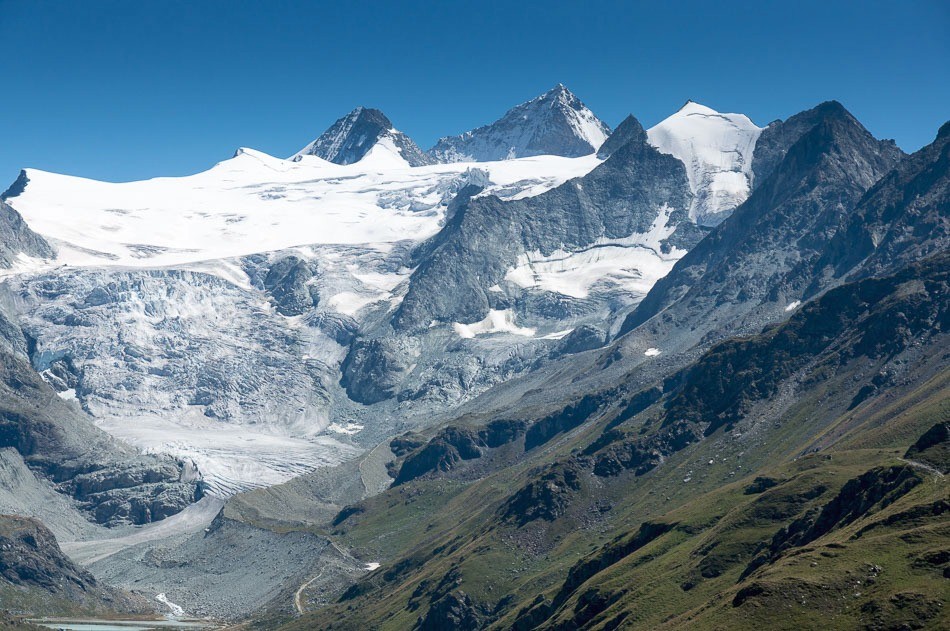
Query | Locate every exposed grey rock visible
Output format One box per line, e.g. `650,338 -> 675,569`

293,107 -> 434,166
0,514 -> 152,614
597,114 -> 646,159
619,101 -> 904,341
808,118 -> 949,286
396,115 -> 693,331
556,324 -> 607,355
263,255 -> 320,316
341,337 -> 415,405
429,84 -> 610,162
750,101 -> 903,189
0,195 -> 53,268
417,589 -> 483,631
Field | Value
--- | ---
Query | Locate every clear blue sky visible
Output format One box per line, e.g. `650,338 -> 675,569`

1,0 -> 947,184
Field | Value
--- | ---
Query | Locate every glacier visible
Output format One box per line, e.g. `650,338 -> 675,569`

647,101 -> 762,226
3,143 -> 603,495
1,97 -> 767,498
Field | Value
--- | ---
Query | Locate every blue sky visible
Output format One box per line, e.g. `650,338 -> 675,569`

1,0 -> 947,184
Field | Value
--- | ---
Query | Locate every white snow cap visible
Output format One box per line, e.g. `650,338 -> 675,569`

647,100 -> 762,227
6,149 -> 601,270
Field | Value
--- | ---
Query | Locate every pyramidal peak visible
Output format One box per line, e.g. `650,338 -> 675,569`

429,83 -> 611,162
293,107 -> 433,167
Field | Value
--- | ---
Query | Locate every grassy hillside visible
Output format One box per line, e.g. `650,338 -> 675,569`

264,255 -> 947,630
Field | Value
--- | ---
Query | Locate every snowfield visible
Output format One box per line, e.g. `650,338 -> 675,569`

503,203 -> 686,299
10,145 -> 601,271
647,101 -> 762,226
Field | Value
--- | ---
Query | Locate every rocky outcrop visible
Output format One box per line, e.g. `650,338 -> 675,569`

340,337 -> 414,405
808,118 -> 948,287
396,115 -> 693,331
263,255 -> 319,316
749,101 -> 902,188
0,196 -> 53,268
554,324 -> 607,355
501,461 -> 583,525
417,590 -> 483,631
0,514 -> 149,613
743,465 -> 923,578
393,419 -> 527,485
596,115 -> 646,159
512,521 -> 674,629
904,422 -> 949,474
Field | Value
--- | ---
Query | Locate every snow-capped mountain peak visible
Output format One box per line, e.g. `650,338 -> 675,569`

292,106 -> 434,167
647,101 -> 762,226
429,84 -> 611,162
674,99 -> 719,116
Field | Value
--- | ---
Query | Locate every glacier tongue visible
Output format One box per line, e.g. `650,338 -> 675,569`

647,101 -> 762,227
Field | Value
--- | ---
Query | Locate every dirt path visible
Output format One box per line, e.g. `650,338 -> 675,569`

294,567 -> 327,614
294,539 -> 362,615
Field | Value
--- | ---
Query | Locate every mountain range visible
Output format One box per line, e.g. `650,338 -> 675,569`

0,84 -> 945,629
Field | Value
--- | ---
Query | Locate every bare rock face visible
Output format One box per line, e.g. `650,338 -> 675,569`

396,115 -> 693,332
0,195 -> 53,267
340,337 -> 414,404
620,101 -> 905,340
596,114 -> 646,159
263,255 -> 320,316
0,514 -> 150,613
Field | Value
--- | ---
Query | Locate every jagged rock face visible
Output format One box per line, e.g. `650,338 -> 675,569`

750,101 -> 902,188
293,106 -> 433,166
263,255 -> 320,316
0,197 -> 53,267
620,101 -> 904,341
340,337 -> 415,405
336,117 -> 702,405
429,84 -> 610,162
0,334 -> 199,526
810,119 -> 949,284
394,116 -> 693,332
0,514 -> 148,612
417,590 -> 483,631
556,324 -> 607,355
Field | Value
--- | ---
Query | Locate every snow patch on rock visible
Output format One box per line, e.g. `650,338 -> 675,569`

453,310 -> 536,339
